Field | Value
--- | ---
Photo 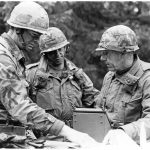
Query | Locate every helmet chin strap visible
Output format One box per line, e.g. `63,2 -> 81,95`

17,31 -> 26,50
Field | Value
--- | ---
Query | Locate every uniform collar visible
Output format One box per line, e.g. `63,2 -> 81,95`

1,33 -> 25,62
114,57 -> 143,85
37,57 -> 77,79
38,56 -> 77,73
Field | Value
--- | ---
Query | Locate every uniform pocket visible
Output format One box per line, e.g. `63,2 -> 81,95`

36,78 -> 53,92
70,80 -> 81,91
36,82 -> 54,110
127,92 -> 142,105
67,80 -> 82,107
124,93 -> 142,123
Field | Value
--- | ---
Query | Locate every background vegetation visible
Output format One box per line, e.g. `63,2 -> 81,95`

1,1 -> 150,90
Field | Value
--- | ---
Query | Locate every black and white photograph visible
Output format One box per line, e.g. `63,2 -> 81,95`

0,1 -> 149,149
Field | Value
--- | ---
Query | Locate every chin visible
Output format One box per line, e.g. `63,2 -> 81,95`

107,67 -> 114,71
54,62 -> 63,66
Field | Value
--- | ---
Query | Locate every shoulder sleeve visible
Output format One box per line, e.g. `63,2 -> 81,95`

0,54 -> 64,136
26,63 -> 38,84
74,68 -> 100,107
121,70 -> 150,142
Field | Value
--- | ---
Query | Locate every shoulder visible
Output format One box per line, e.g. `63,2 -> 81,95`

0,45 -> 16,68
0,42 -> 13,65
139,60 -> 150,79
102,71 -> 114,85
65,58 -> 78,71
140,60 -> 150,71
26,62 -> 39,83
136,60 -> 150,87
26,62 -> 39,70
104,71 -> 114,79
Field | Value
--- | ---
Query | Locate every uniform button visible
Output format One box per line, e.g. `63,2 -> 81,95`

127,79 -> 130,84
103,97 -> 106,100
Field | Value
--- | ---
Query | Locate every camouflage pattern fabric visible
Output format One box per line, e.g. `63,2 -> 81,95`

96,25 -> 139,52
39,27 -> 70,53
0,33 -> 65,147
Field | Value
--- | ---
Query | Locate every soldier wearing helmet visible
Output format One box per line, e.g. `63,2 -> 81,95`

26,27 -> 100,137
0,2 -> 97,148
95,25 -> 150,144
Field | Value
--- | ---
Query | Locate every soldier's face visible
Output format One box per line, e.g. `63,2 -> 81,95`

19,30 -> 41,51
100,50 -> 128,72
45,47 -> 66,66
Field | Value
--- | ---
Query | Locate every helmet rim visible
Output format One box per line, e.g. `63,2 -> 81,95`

41,40 -> 70,53
7,20 -> 47,34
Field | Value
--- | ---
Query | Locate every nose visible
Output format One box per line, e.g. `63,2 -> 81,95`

55,50 -> 62,57
100,54 -> 107,61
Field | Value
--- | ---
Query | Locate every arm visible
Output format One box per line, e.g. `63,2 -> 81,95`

59,125 -> 98,147
74,68 -> 100,107
0,55 -> 98,147
121,72 -> 150,142
0,54 -> 64,136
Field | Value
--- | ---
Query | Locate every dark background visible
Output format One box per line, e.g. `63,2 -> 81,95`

1,1 -> 150,90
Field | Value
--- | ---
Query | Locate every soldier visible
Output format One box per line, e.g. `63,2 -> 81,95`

95,25 -> 150,144
0,1 -> 97,148
26,27 -> 100,134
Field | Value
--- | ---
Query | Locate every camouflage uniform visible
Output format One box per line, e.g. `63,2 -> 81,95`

96,25 -> 150,143
0,32 -> 64,147
26,56 -> 100,127
0,2 -> 65,148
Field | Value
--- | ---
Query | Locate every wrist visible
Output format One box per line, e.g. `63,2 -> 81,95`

59,125 -> 72,137
117,127 -> 125,132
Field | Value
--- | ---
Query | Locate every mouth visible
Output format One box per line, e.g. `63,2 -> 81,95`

26,43 -> 35,51
55,58 -> 63,64
106,64 -> 112,69
106,64 -> 110,67
55,58 -> 61,62
105,63 -> 110,67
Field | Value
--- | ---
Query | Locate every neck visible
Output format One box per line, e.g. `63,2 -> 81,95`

116,66 -> 132,75
7,30 -> 15,41
49,61 -> 65,71
116,56 -> 135,75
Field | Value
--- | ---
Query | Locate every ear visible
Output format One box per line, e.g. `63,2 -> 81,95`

65,44 -> 70,54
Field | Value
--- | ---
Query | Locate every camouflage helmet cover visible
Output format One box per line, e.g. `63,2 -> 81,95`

7,2 -> 49,34
39,27 -> 70,53
96,25 -> 139,52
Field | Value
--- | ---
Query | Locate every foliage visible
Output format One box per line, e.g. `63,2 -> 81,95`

1,1 -> 150,90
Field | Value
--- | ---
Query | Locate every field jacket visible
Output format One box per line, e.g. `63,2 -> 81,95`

26,56 -> 100,124
0,33 -> 64,136
96,57 -> 150,143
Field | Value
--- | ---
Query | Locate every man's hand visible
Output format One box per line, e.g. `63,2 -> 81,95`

59,125 -> 99,148
103,129 -> 140,149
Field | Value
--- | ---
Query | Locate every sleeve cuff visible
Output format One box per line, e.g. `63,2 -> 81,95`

121,123 -> 137,140
49,119 -> 65,136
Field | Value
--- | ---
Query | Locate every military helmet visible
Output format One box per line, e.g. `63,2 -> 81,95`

7,2 -> 49,34
96,25 -> 139,53
39,27 -> 70,53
